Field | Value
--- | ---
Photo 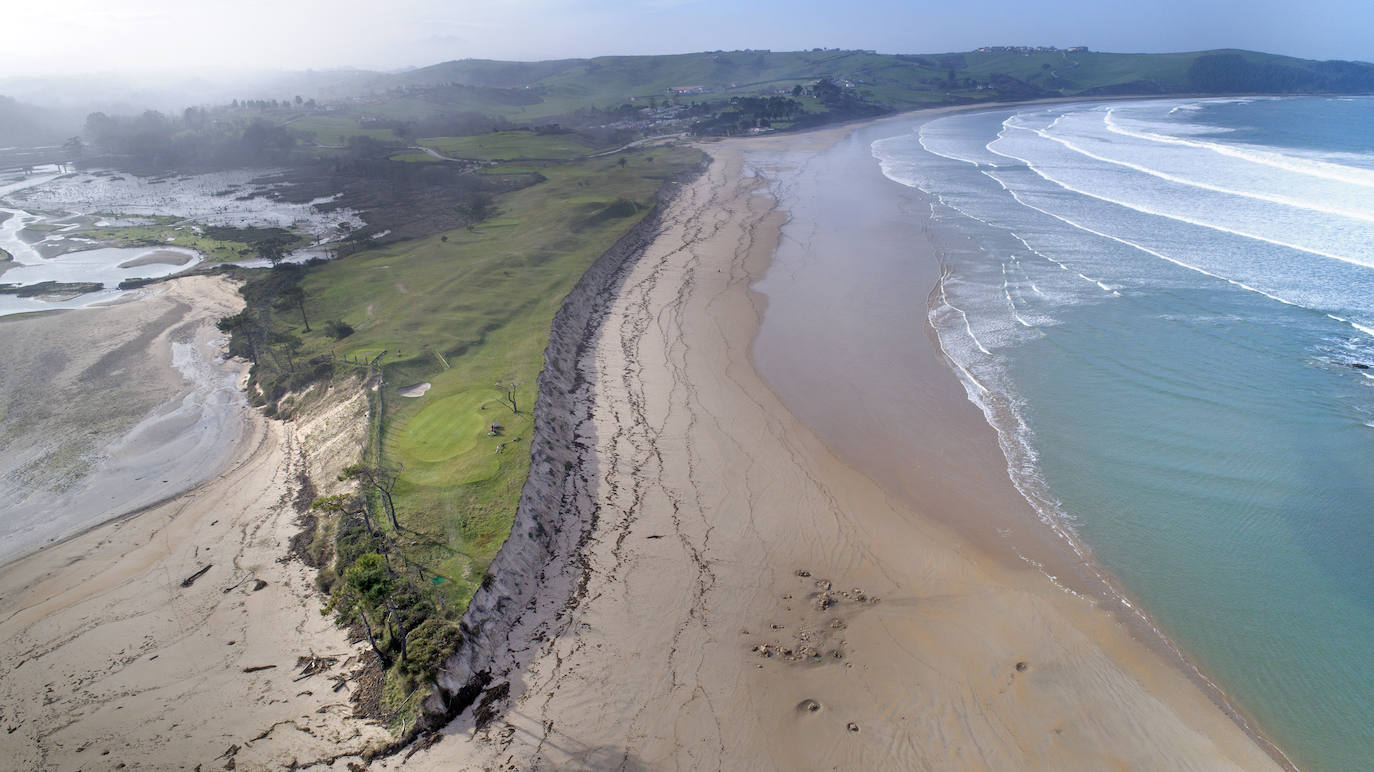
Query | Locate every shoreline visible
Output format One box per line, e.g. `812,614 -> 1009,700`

0,98 -> 1299,768
0,276 -> 255,566
737,108 -> 1295,768
394,120 -> 1283,769
0,276 -> 391,769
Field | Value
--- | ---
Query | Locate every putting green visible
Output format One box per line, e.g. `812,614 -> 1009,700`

396,392 -> 490,464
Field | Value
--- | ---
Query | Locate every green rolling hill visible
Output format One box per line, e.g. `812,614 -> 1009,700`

367,47 -> 1374,119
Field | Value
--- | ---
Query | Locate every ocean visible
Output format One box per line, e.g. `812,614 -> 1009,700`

872,97 -> 1374,770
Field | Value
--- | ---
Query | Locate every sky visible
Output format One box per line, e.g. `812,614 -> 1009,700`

5,0 -> 1372,77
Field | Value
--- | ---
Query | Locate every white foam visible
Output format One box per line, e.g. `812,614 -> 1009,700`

938,277 -> 993,356
981,169 -> 1318,314
1001,263 -> 1035,327
1015,118 -> 1374,226
986,139 -> 1374,271
1104,108 -> 1374,190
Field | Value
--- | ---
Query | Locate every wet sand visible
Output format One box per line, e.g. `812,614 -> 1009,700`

0,278 -> 390,769
118,249 -> 195,268
390,132 -> 1282,768
0,387 -> 390,770
0,277 -> 251,564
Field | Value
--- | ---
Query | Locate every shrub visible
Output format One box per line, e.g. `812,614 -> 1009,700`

398,618 -> 463,681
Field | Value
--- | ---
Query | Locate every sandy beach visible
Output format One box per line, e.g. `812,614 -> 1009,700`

387,127 -> 1285,769
0,116 -> 1288,770
0,277 -> 390,770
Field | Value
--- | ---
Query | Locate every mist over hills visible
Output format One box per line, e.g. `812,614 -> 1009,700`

2,47 -> 1371,148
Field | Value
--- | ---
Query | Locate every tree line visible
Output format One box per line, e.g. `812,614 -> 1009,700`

83,109 -> 299,170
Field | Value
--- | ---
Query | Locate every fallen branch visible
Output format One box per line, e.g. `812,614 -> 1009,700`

293,651 -> 339,681
180,564 -> 212,588
242,665 -> 277,673
250,719 -> 301,743
221,573 -> 260,594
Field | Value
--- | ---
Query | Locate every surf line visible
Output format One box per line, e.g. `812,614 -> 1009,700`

985,141 -> 1374,272
978,170 -> 1374,340
1003,119 -> 1374,226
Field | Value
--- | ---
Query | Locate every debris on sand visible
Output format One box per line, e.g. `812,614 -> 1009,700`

294,652 -> 339,681
180,564 -> 212,588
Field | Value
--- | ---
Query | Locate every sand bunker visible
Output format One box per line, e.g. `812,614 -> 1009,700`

398,382 -> 432,398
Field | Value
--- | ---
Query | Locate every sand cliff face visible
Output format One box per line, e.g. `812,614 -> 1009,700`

293,375 -> 371,501
426,173 -> 701,720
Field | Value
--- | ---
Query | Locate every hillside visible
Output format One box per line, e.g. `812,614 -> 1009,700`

367,47 -> 1374,120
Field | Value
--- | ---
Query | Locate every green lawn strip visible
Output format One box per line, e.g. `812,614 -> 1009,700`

292,115 -> 401,146
478,164 -> 547,176
84,221 -> 305,263
389,152 -> 440,163
253,146 -> 700,727
418,131 -> 606,161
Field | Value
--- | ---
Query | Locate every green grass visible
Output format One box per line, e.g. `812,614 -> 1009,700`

292,115 -> 400,146
389,151 -> 438,163
359,47 -> 1374,123
273,146 -> 701,611
417,131 -> 605,160
478,163 -> 548,175
84,219 -> 301,262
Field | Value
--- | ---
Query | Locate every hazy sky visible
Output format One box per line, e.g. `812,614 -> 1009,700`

6,0 -> 1372,76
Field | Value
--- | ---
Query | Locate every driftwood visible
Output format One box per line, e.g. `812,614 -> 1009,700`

221,574 -> 264,594
293,652 -> 339,681
180,564 -> 212,588
242,665 -> 277,673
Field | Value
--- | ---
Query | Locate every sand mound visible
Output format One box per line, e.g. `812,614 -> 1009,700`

118,249 -> 194,269
398,382 -> 432,398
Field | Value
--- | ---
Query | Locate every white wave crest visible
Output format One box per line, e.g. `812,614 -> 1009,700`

1104,108 -> 1374,190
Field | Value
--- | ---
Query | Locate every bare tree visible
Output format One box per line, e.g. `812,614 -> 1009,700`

313,494 -> 374,535
496,378 -> 524,414
341,463 -> 402,530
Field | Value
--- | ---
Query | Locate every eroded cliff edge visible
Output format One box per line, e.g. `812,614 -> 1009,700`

422,166 -> 704,728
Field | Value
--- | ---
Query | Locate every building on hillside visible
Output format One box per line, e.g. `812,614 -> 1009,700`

976,45 -> 1063,54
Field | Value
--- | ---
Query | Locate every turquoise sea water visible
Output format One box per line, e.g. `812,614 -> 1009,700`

873,97 -> 1374,770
